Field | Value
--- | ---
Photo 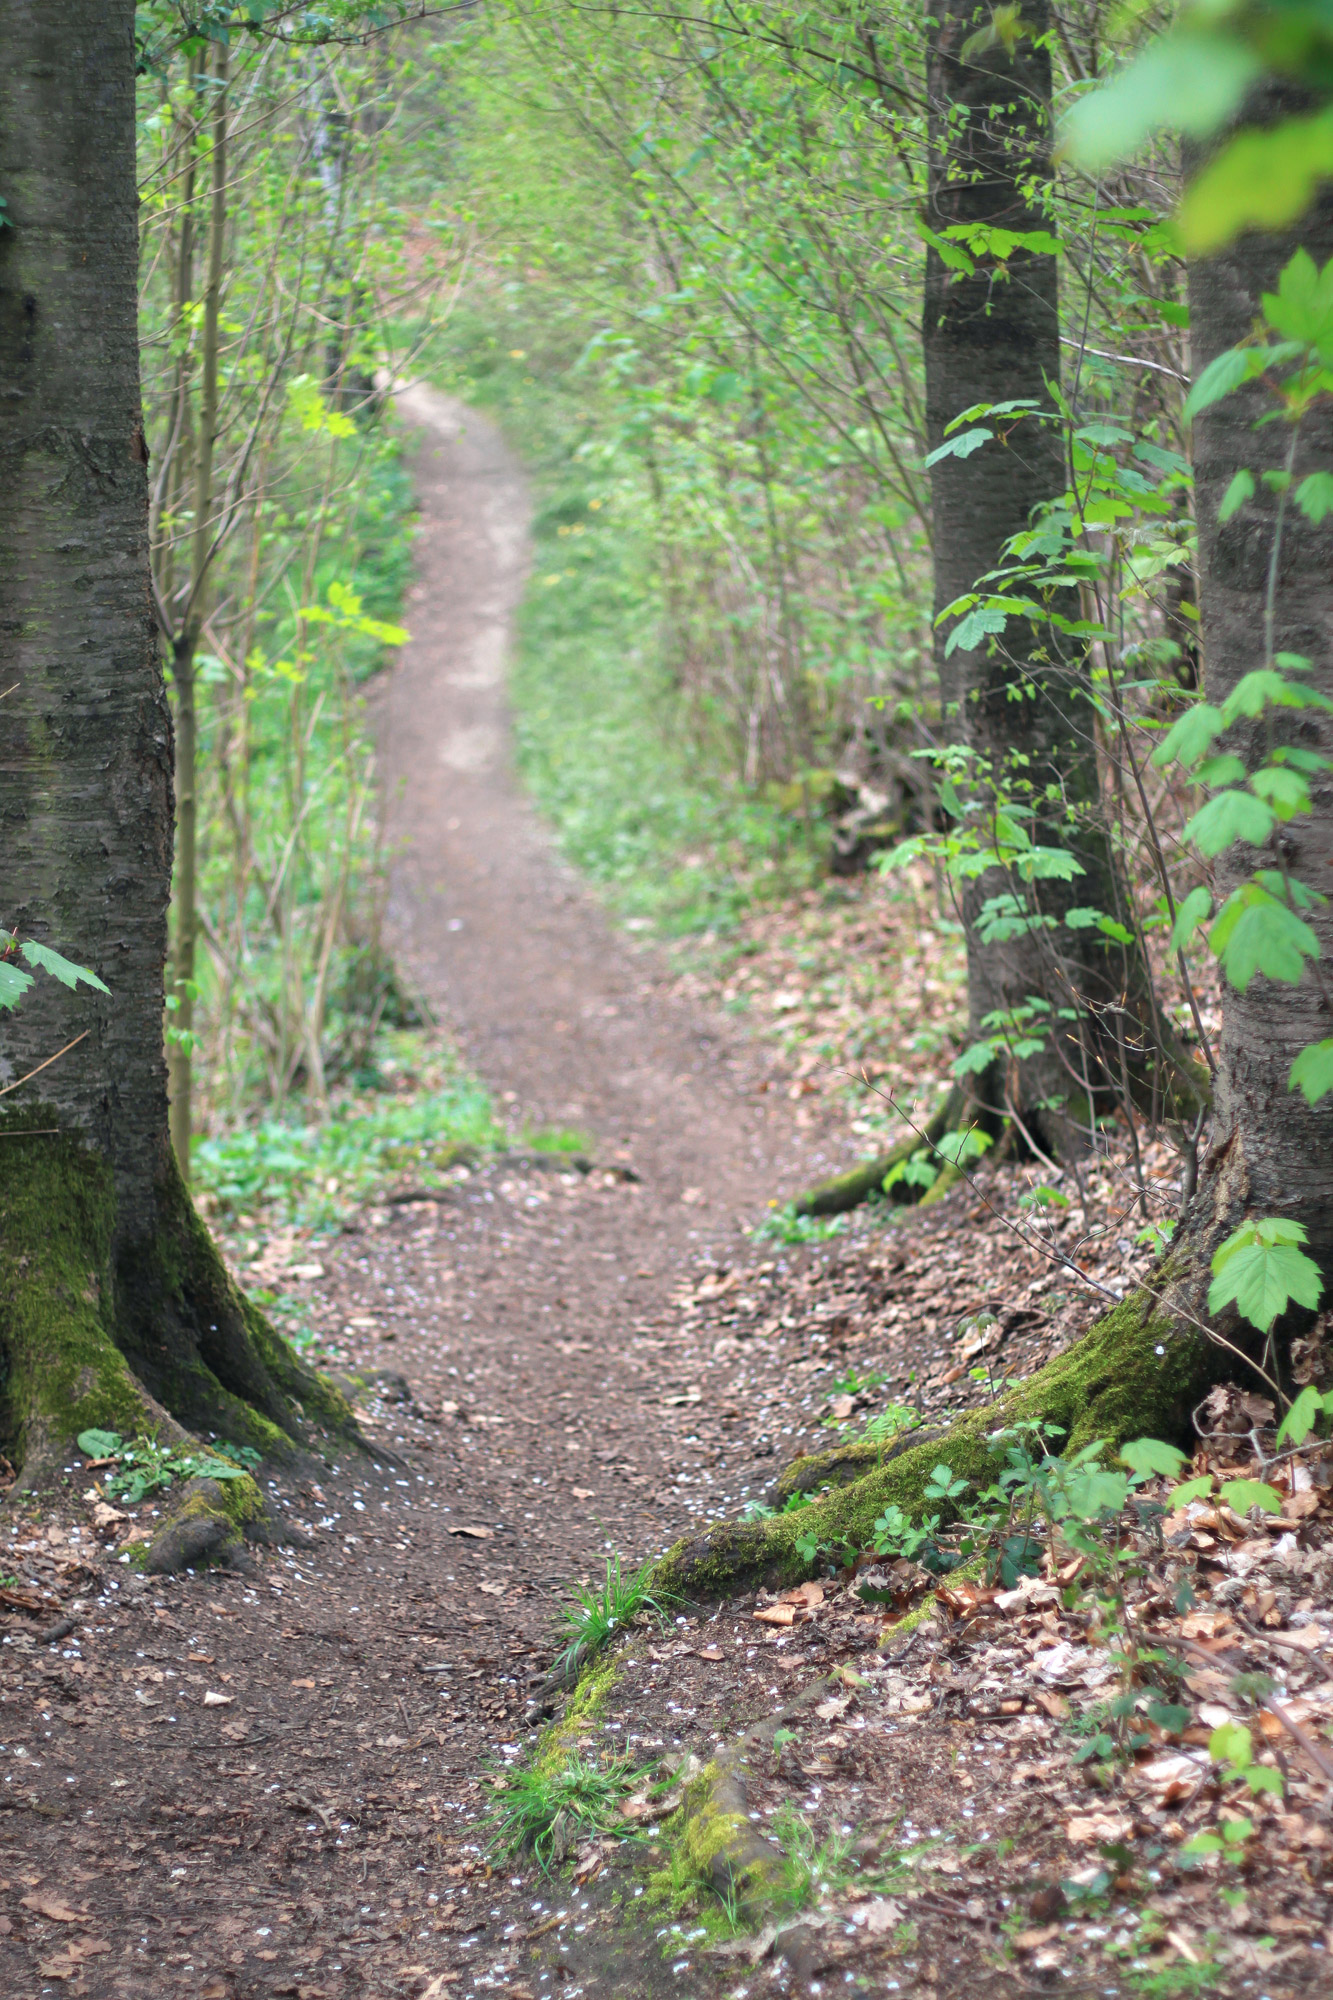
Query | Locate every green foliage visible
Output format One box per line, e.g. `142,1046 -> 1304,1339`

1060,3 -> 1333,250
0,936 -> 109,1014
76,1428 -> 256,1502
753,1203 -> 848,1245
485,1751 -> 645,1868
552,1554 -> 672,1680
193,1058 -> 502,1230
1208,1217 -> 1324,1334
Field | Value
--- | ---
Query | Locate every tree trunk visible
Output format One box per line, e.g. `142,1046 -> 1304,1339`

924,0 -> 1176,1156
1187,84 -> 1333,1291
0,0 -> 353,1506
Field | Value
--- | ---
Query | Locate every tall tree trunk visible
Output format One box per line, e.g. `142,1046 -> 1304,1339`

923,0 -> 1174,1155
1188,85 -> 1333,1286
0,0 -> 351,1511
168,38 -> 229,1178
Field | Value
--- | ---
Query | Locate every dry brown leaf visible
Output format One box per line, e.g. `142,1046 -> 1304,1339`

571,1487 -> 595,1500
779,1580 -> 824,1607
1065,1812 -> 1132,1846
290,1678 -> 316,1690
852,1897 -> 905,1935
202,1691 -> 234,1707
753,1602 -> 797,1626
21,1895 -> 87,1924
446,1525 -> 492,1539
1012,1925 -> 1061,1953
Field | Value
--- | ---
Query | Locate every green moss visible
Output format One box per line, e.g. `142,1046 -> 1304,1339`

533,1651 -> 623,1779
655,1275 -> 1217,1602
0,1124 -> 145,1476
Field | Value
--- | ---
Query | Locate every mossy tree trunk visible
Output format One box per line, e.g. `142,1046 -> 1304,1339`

665,124 -> 1333,1601
0,0 -> 353,1493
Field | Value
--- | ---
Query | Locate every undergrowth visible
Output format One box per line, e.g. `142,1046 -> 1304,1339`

486,1752 -> 645,1870
554,1554 -> 671,1679
193,1027 -> 502,1233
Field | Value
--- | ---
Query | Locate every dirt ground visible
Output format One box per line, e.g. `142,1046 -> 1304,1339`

4,396 -> 1331,2000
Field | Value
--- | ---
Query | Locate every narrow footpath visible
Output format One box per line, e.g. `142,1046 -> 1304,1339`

0,394 -> 838,2000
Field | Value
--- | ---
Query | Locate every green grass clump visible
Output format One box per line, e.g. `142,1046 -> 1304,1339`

751,1202 -> 850,1245
194,1072 -> 502,1231
486,1753 -> 645,1869
554,1554 -> 671,1679
523,1123 -> 595,1155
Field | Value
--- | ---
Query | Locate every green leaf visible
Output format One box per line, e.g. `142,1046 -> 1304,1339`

1276,1385 -> 1324,1448
925,427 -> 993,467
951,1040 -> 997,1079
1209,1217 -> 1324,1333
934,1127 -> 993,1167
77,1429 -> 124,1458
1209,889 -> 1319,992
1168,1476 -> 1214,1509
1120,1438 -> 1188,1480
1249,765 -> 1312,820
1152,702 -> 1224,769
1184,345 -> 1271,421
1219,1478 -> 1283,1517
1181,112 -> 1333,257
1295,472 -> 1333,524
1058,32 -> 1261,175
1289,1038 -> 1333,1105
1218,468 -> 1254,521
1261,247 -> 1333,354
1169,885 -> 1212,952
1209,1720 -> 1253,1771
944,605 -> 1009,656
1185,790 -> 1276,856
1221,666 -> 1332,724
0,961 -> 34,1012
19,941 -> 109,994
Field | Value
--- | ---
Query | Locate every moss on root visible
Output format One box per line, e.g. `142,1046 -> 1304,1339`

142,1472 -> 266,1575
533,1651 -> 623,1779
655,1274 -> 1217,1602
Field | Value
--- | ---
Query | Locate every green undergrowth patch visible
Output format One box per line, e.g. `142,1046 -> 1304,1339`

426,313 -> 823,935
553,1553 -> 673,1680
487,1751 -> 645,1871
193,1028 -> 502,1233
522,1123 -> 596,1156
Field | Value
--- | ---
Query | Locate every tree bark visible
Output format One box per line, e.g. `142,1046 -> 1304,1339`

1188,84 -> 1333,1289
923,0 -> 1177,1155
0,0 -> 353,1502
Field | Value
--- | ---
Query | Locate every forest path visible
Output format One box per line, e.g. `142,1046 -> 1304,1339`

4,396 -> 844,2000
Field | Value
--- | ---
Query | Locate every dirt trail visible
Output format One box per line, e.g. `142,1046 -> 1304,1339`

0,396 -> 836,2000
382,383 -> 821,1221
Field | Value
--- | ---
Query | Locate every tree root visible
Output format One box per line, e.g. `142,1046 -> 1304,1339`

656,1271 -> 1219,1603
0,1120 -> 365,1489
792,1090 -> 966,1216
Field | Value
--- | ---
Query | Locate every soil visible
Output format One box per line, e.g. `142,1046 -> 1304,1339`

4,395 -> 1330,2000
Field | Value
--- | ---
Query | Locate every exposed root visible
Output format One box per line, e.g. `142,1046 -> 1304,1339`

792,1089 -> 964,1216
142,1474 -> 264,1576
656,1272 -> 1218,1602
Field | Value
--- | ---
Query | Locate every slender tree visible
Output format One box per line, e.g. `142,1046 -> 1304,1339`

0,0 -> 350,1502
923,0 -> 1179,1155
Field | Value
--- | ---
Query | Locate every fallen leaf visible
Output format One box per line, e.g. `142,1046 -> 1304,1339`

90,1501 -> 127,1531
778,1580 -> 824,1608
479,1582 -> 506,1597
69,1938 -> 111,1961
1065,1813 -> 1132,1846
188,1653 -> 215,1664
1012,1925 -> 1061,1953
38,1959 -> 79,1982
420,1976 -> 460,1996
21,1895 -> 87,1924
203,1691 -> 234,1707
815,1695 -> 852,1722
290,1678 -> 316,1690
695,1645 -> 724,1662
852,1897 -> 905,1935
446,1525 -> 492,1540
753,1602 -> 797,1626
286,1263 -> 325,1281
665,1387 -> 702,1406
571,1488 -> 595,1500
827,1393 -> 855,1421
1032,1690 -> 1070,1720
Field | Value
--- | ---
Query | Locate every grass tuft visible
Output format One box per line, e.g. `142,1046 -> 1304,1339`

486,1753 -> 644,1869
553,1554 -> 671,1680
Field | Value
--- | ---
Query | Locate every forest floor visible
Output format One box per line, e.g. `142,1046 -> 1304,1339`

2,396 -> 1331,2000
